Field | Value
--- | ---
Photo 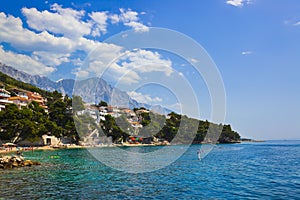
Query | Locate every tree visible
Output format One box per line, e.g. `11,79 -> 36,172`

0,104 -> 41,142
72,95 -> 85,111
49,99 -> 67,127
98,101 -> 108,107
101,115 -> 130,143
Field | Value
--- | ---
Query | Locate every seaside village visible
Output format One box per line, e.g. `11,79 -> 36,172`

0,85 -> 169,150
0,87 -> 48,112
77,104 -> 169,147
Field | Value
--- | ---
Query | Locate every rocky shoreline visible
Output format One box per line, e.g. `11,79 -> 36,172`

0,155 -> 41,169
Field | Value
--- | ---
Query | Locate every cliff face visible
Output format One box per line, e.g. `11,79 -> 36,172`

0,63 -> 57,91
0,62 -> 171,112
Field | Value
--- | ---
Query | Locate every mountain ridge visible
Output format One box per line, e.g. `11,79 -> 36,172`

0,62 -> 171,113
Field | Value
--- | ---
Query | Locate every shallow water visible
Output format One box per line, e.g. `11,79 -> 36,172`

1,141 -> 300,199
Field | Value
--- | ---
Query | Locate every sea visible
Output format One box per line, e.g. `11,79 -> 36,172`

0,140 -> 299,199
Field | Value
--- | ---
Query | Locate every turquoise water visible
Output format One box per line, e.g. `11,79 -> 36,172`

1,141 -> 300,199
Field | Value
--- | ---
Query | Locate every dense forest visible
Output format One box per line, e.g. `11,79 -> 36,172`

0,71 -> 240,144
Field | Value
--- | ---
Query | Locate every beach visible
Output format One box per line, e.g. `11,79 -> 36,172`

0,145 -> 85,154
0,141 -> 171,154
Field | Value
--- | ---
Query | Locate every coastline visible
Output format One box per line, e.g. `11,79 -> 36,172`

0,140 -> 244,154
0,140 -> 246,155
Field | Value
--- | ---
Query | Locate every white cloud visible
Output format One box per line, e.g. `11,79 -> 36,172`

0,5 -> 150,80
1,6 -> 148,53
124,21 -> 149,33
293,21 -> 300,26
81,49 -> 173,85
0,10 -> 123,63
0,46 -> 55,76
226,0 -> 252,7
227,0 -> 243,7
118,49 -> 173,76
32,51 -> 70,66
241,51 -> 252,55
73,68 -> 90,78
119,8 -> 139,22
73,41 -> 124,79
22,4 -> 92,39
89,11 -> 108,37
109,8 -> 149,33
110,14 -> 120,24
128,91 -> 162,104
70,58 -> 83,67
0,12 -> 74,53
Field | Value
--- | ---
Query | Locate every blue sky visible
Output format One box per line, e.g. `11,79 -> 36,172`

0,0 -> 300,140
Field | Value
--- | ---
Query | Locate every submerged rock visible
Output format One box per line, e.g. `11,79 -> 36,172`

22,160 -> 33,166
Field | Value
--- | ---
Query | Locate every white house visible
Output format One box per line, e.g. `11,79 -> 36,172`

42,135 -> 61,146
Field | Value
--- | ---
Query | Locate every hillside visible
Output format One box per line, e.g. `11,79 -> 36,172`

0,72 -> 78,144
0,63 -> 57,91
0,66 -> 241,145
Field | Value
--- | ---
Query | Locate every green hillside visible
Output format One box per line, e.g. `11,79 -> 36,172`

0,72 -> 79,144
0,71 -> 240,145
0,71 -> 47,96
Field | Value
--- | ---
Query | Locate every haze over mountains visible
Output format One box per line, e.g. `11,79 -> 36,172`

0,62 -> 171,114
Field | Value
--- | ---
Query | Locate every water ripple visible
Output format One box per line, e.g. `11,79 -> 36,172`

0,141 -> 300,199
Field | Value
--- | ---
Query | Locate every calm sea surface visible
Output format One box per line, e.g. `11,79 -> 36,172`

1,140 -> 300,199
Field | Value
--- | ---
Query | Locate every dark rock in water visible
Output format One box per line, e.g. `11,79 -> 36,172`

0,155 -> 40,169
3,162 -> 13,169
16,157 -> 23,163
12,161 -> 19,167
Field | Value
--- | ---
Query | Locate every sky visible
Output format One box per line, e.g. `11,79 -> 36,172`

0,0 -> 300,140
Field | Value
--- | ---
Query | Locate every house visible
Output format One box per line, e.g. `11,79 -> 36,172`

6,88 -> 29,109
135,108 -> 150,115
8,96 -> 28,109
42,135 -> 61,146
27,92 -> 48,110
10,88 -> 29,99
121,108 -> 136,117
108,112 -> 121,118
0,88 -> 10,99
107,106 -> 114,112
6,88 -> 48,111
130,121 -> 143,128
0,88 -> 13,111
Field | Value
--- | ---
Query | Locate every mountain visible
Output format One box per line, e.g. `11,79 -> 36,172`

56,79 -> 75,97
0,63 -> 57,91
0,62 -> 172,113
